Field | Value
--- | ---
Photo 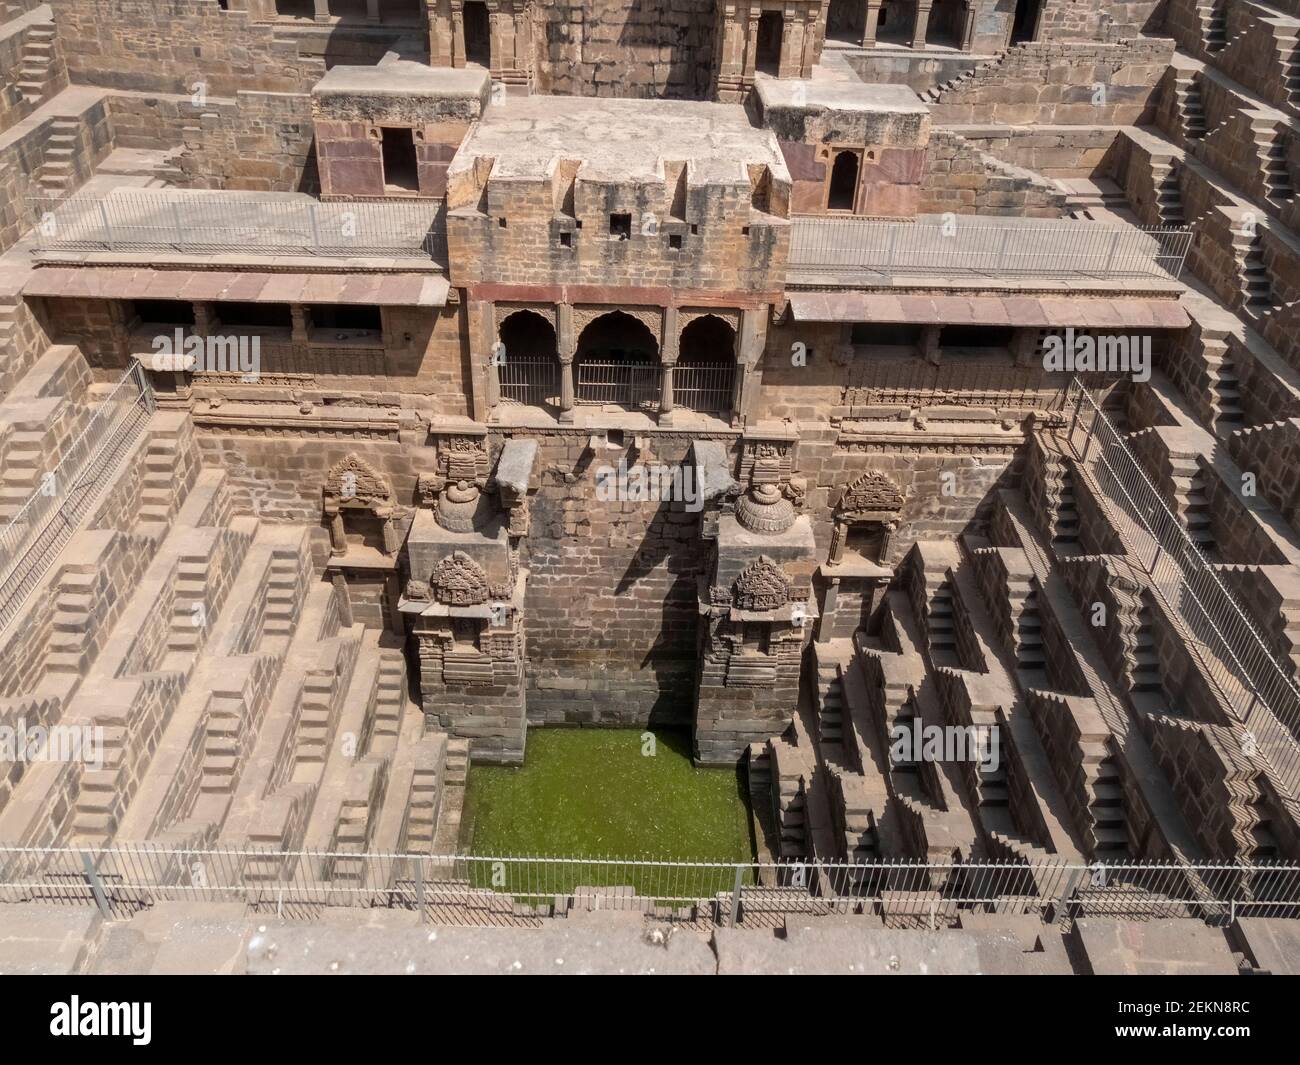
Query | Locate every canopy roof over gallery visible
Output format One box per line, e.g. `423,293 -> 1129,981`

23,266 -> 450,308
786,290 -> 1191,330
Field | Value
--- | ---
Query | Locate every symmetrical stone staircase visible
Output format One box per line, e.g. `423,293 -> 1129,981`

15,20 -> 56,103
35,117 -> 79,195
1173,71 -> 1208,139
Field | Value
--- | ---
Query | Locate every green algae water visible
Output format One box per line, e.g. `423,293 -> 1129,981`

460,728 -> 756,902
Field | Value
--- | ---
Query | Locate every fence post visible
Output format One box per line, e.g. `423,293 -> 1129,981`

97,201 -> 115,251
80,851 -> 112,919
1103,230 -> 1122,277
728,865 -> 743,927
415,857 -> 426,923
1053,866 -> 1085,925
170,202 -> 186,252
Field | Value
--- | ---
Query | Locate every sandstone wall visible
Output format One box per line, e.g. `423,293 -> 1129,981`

532,0 -> 717,100
0,96 -> 113,252
951,125 -> 1119,179
1035,0 -> 1164,40
0,9 -> 67,135
928,38 -> 1173,125
920,128 -> 1068,215
49,0 -> 322,95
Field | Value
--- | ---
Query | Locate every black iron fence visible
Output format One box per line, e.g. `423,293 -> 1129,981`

575,358 -> 659,411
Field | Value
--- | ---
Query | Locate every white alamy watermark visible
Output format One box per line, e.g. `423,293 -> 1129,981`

889,719 -> 1000,773
50,997 -> 151,1045
0,718 -> 104,770
594,459 -> 703,513
151,329 -> 261,381
1042,328 -> 1151,383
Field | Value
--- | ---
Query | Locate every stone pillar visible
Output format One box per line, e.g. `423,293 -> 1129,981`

328,509 -> 347,553
719,5 -> 744,81
733,306 -> 766,426
744,11 -> 760,78
366,0 -> 380,22
488,5 -> 504,77
557,303 -> 576,424
659,306 -> 679,426
1011,327 -> 1040,368
912,1 -> 931,48
331,571 -> 354,626
863,0 -> 882,45
290,304 -> 309,344
380,509 -> 400,555
313,0 -> 330,22
193,301 -> 215,337
451,0 -> 466,67
961,1 -> 976,50
829,520 -> 849,563
880,519 -> 898,561
920,324 -> 941,365
484,305 -> 501,410
779,14 -> 802,78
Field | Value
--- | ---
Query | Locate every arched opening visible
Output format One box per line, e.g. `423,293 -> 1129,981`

756,11 -> 783,76
927,0 -> 965,47
826,0 -> 865,44
575,311 -> 660,411
676,315 -> 736,417
827,151 -> 860,212
464,1 -> 491,67
1010,0 -> 1041,44
497,310 -> 560,411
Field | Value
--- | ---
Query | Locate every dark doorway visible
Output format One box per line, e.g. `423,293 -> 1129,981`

381,127 -> 419,192
846,522 -> 886,563
575,311 -> 659,411
826,0 -> 865,43
464,1 -> 491,66
677,315 -> 736,417
756,11 -> 783,76
928,0 -> 965,47
828,151 -> 860,212
1011,0 -> 1040,43
497,310 -> 560,409
877,0 -> 912,45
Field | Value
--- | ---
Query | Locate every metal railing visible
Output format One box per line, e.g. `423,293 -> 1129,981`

575,358 -> 659,411
0,362 -> 155,634
787,217 -> 1193,281
0,845 -> 1295,928
29,194 -> 445,259
674,360 -> 734,416
1064,379 -> 1300,793
496,355 -> 561,408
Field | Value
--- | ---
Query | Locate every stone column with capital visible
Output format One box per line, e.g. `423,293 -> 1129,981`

659,307 -> 679,426
779,14 -> 802,78
912,1 -> 932,48
451,0 -> 466,67
732,306 -> 767,427
557,303 -> 576,424
744,12 -> 760,79
863,0 -> 882,45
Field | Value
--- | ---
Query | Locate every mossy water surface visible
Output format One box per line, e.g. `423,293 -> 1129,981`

461,728 -> 755,899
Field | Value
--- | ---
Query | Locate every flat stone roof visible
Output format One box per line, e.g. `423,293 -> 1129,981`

754,76 -> 929,115
313,60 -> 490,99
455,96 -> 789,185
